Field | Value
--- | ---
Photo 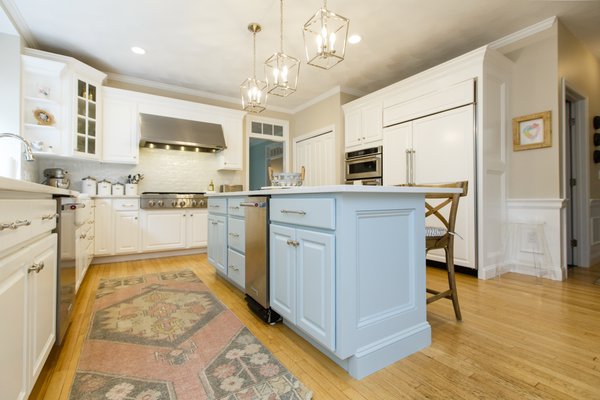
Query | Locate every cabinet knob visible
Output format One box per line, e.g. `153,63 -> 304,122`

28,262 -> 44,274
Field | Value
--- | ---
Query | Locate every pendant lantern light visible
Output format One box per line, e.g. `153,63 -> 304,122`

265,0 -> 300,97
241,23 -> 268,113
303,0 -> 349,70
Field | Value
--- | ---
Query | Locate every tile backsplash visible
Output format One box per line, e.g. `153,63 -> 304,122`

35,147 -> 242,192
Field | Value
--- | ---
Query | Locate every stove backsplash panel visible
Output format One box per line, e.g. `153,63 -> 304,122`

36,147 -> 242,193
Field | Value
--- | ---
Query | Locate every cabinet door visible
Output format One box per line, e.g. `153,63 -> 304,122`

75,227 -> 86,292
362,102 -> 383,144
269,224 -> 296,322
382,121 -> 412,185
74,77 -> 100,159
186,210 -> 208,248
296,229 -> 335,351
141,210 -> 185,251
115,211 -> 140,254
94,199 -> 113,256
27,234 -> 57,388
0,249 -> 27,400
218,118 -> 243,170
344,109 -> 362,149
207,214 -> 227,274
103,92 -> 139,164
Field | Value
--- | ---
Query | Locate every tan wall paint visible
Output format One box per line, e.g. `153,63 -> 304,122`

558,23 -> 600,199
503,26 -> 560,198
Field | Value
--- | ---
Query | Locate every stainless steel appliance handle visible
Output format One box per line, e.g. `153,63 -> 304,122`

411,150 -> 416,185
281,209 -> 306,216
62,202 -> 86,210
240,202 -> 266,208
28,261 -> 44,274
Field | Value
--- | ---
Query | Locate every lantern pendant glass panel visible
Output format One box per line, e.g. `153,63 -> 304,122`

303,6 -> 349,70
240,77 -> 267,113
265,52 -> 300,97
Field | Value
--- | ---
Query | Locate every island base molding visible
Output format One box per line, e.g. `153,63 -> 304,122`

284,320 -> 432,380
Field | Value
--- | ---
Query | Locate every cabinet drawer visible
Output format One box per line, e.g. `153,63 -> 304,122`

227,217 -> 245,253
0,199 -> 57,254
208,198 -> 227,214
227,197 -> 246,218
227,248 -> 245,288
113,198 -> 140,211
270,198 -> 335,230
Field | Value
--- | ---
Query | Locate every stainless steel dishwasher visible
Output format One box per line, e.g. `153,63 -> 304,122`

240,196 -> 281,324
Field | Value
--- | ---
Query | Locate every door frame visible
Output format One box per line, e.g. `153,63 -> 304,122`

293,125 -> 336,185
245,115 -> 290,190
561,78 -> 590,267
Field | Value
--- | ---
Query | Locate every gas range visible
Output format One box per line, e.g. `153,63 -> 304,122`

140,192 -> 207,209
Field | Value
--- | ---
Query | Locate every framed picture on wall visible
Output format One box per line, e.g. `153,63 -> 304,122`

512,111 -> 551,151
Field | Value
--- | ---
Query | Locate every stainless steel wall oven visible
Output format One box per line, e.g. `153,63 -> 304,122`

345,145 -> 383,184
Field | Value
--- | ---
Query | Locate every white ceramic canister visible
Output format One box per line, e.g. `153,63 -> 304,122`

97,179 -> 112,196
112,182 -> 125,196
81,176 -> 97,195
125,183 -> 138,196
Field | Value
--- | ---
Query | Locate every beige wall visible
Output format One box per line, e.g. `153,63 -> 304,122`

558,23 -> 600,199
0,32 -> 22,178
502,26 -> 560,198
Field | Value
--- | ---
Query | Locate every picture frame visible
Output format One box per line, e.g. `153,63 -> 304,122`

512,111 -> 551,151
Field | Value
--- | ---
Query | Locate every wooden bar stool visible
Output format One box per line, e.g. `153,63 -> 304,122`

421,181 -> 468,320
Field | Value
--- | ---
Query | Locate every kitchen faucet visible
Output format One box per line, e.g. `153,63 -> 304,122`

0,133 -> 35,161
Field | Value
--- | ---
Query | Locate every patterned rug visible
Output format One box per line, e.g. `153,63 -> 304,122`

69,270 -> 312,400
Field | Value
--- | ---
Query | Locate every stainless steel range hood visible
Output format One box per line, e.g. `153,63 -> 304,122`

139,113 -> 226,152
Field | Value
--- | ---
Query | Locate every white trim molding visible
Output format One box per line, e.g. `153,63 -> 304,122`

489,16 -> 557,50
292,85 -> 365,114
502,198 -> 567,281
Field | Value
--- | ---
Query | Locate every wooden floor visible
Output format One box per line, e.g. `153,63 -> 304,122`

31,255 -> 600,399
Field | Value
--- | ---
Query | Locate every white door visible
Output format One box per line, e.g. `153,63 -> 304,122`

345,109 -> 362,148
382,121 -> 412,186
186,210 -> 208,248
114,211 -> 140,254
294,130 -> 335,186
142,210 -> 186,251
207,214 -> 227,274
412,105 -> 475,268
296,229 -> 335,351
269,224 -> 296,322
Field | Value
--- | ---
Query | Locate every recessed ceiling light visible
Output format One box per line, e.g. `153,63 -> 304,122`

348,35 -> 362,44
131,46 -> 146,55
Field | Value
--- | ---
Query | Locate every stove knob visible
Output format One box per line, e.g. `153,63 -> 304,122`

179,200 -> 186,207
148,200 -> 156,207
200,199 -> 205,207
191,200 -> 197,207
171,200 -> 178,207
157,200 -> 164,207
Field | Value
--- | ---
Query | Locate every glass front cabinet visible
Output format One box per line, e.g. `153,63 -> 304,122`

75,79 -> 98,157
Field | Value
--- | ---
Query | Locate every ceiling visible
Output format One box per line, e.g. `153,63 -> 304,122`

3,0 -> 600,113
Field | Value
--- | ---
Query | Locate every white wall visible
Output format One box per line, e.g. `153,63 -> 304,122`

36,147 -> 243,193
0,31 -> 22,178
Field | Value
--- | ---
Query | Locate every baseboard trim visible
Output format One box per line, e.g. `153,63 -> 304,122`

427,260 -> 477,276
92,248 -> 206,264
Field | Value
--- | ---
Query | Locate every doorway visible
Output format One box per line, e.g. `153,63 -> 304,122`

245,116 -> 289,190
563,81 -> 589,268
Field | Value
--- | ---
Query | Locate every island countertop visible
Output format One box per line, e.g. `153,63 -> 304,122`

0,176 -> 78,197
206,184 -> 461,197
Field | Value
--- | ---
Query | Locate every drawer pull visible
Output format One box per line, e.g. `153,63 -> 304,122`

121,204 -> 135,208
28,262 -> 44,274
286,239 -> 299,247
211,221 -> 218,225
228,233 -> 240,238
0,219 -> 32,231
229,265 -> 239,272
229,206 -> 240,210
88,235 -> 95,240
80,233 -> 87,239
281,209 -> 306,216
209,205 -> 220,208
41,213 -> 59,221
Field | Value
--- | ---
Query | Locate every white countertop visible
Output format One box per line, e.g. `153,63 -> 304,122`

0,176 -> 78,196
91,195 -> 140,199
206,185 -> 462,197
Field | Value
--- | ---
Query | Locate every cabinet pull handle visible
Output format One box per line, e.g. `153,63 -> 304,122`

211,221 -> 218,225
229,206 -> 240,210
229,265 -> 239,271
80,233 -> 87,239
122,204 -> 135,208
286,239 -> 299,247
0,219 -> 32,231
405,149 -> 410,184
228,233 -> 240,237
41,213 -> 59,221
281,209 -> 306,216
28,262 -> 44,274
411,149 -> 416,185
210,205 -> 220,208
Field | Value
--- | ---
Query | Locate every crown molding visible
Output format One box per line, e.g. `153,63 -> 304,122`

0,0 -> 37,47
489,16 -> 557,50
107,73 -> 293,114
291,85 -> 365,114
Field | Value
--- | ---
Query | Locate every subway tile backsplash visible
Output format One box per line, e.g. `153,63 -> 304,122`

36,147 -> 242,193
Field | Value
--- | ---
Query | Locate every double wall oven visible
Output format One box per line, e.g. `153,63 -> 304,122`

345,145 -> 383,185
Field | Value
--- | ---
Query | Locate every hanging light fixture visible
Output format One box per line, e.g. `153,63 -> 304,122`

265,0 -> 300,97
303,0 -> 349,70
241,23 -> 267,113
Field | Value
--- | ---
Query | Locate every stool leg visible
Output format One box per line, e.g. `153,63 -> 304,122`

445,246 -> 462,321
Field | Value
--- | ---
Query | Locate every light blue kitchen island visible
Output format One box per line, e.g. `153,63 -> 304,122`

207,185 -> 459,379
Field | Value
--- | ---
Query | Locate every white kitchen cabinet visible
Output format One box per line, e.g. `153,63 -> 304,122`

73,76 -> 102,159
383,105 -> 476,268
102,87 -> 139,164
270,224 -> 335,350
217,117 -> 243,170
186,210 -> 208,248
207,214 -> 227,274
115,211 -> 140,254
94,199 -> 113,256
141,210 -> 185,251
343,101 -> 383,151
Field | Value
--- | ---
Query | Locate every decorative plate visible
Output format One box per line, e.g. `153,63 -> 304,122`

33,108 -> 55,126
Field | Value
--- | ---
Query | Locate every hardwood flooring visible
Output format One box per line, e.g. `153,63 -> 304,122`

30,255 -> 600,399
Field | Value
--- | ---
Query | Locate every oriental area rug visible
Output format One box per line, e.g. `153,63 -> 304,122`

68,270 -> 312,400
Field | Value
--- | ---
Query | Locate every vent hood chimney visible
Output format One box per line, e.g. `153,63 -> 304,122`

139,113 -> 227,152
